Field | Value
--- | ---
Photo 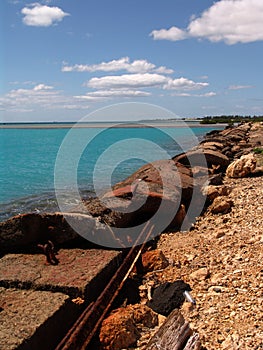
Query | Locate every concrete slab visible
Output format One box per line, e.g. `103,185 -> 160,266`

0,249 -> 122,301
0,287 -> 78,350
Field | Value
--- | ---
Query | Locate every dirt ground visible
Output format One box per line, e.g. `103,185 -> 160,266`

135,159 -> 263,349
156,173 -> 263,349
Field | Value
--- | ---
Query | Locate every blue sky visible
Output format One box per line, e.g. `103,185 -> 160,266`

1,0 -> 263,122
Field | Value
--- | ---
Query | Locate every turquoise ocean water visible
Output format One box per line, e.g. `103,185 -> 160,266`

0,122 -> 223,221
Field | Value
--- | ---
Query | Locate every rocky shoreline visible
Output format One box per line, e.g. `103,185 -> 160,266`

0,122 -> 262,349
97,122 -> 263,350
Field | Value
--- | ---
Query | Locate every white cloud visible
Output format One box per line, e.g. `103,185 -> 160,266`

9,81 -> 36,86
75,89 -> 151,100
85,73 -> 209,95
0,84 -> 89,112
164,77 -> 209,90
171,91 -> 216,97
21,3 -> 69,27
151,27 -> 188,41
87,73 -> 168,89
1,74 -> 211,114
150,0 -> 263,44
228,85 -> 253,90
203,92 -> 216,97
62,57 -> 173,74
199,75 -> 209,80
33,84 -> 53,91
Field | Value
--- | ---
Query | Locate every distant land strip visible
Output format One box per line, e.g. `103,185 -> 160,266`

0,120 -> 206,129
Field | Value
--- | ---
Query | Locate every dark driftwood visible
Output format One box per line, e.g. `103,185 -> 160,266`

146,309 -> 200,350
184,333 -> 201,350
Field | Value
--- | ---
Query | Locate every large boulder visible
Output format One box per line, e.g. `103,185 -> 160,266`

226,153 -> 257,178
198,141 -> 225,152
92,159 -> 194,231
112,159 -> 193,205
0,213 -> 80,251
0,212 -> 126,252
173,149 -> 229,171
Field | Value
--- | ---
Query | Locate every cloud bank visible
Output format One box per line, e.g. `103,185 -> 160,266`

86,73 -> 209,92
151,0 -> 263,44
62,57 -> 173,74
0,84 -> 89,112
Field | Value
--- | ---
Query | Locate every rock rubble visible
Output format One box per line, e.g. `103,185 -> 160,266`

155,174 -> 263,349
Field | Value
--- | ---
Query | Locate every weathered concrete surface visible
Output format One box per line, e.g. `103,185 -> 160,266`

0,249 -> 122,300
0,287 -> 78,350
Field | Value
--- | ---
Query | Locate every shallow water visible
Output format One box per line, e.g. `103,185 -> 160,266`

0,123 -> 223,221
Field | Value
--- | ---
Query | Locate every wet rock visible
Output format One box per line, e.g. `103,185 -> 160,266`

142,249 -> 169,272
147,280 -> 191,316
209,197 -> 234,214
226,153 -> 257,178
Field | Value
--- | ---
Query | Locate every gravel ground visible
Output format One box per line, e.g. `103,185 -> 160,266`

142,173 -> 263,349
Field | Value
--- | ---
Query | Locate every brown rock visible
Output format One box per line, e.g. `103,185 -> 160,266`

98,159 -> 194,231
99,304 -> 158,350
127,304 -> 158,328
142,249 -> 169,272
190,268 -> 210,281
112,159 -> 193,205
231,145 -> 241,153
173,149 -> 229,170
0,213 -> 82,251
99,310 -> 139,350
226,153 -> 257,178
0,211 -> 135,251
191,166 -> 209,177
214,230 -> 225,239
202,185 -> 230,202
209,197 -> 234,214
199,141 -> 225,152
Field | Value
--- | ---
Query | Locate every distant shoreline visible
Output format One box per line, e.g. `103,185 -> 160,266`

0,121 -> 225,129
